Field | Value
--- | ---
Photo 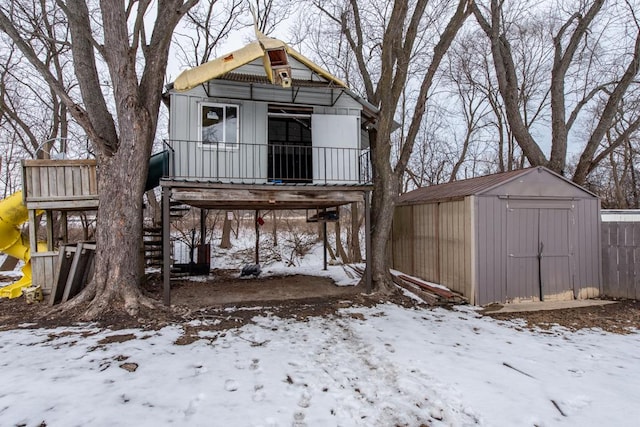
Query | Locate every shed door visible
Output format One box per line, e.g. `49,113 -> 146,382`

506,202 -> 574,301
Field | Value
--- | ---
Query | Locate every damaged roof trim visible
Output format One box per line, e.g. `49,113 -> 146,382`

173,37 -> 347,92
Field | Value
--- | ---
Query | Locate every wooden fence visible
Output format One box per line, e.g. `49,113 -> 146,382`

602,222 -> 640,299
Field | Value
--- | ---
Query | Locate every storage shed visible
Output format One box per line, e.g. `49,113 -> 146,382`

392,167 -> 602,305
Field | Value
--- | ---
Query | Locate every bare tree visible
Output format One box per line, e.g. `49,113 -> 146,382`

174,0 -> 244,67
0,2 -> 74,162
581,92 -> 640,208
305,0 -> 472,292
0,0 -> 198,319
251,0 -> 292,35
472,0 -> 640,184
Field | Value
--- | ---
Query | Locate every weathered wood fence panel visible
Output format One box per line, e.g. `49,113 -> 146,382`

31,251 -> 59,294
602,222 -> 640,299
22,159 -> 98,210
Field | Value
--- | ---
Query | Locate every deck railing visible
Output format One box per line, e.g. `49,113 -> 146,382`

163,140 -> 371,185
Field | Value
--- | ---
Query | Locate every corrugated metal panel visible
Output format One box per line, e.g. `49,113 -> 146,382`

412,204 -> 438,282
506,206 -> 540,301
437,200 -> 470,296
219,72 -> 333,87
574,199 -> 602,298
539,207 -> 573,299
475,196 -> 508,305
392,206 -> 413,274
169,94 -> 193,141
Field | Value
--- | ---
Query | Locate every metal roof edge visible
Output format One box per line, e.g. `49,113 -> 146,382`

476,166 -> 599,199
395,195 -> 468,206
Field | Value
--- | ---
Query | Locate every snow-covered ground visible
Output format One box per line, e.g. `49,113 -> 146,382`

2,236 -> 639,426
1,300 -> 639,426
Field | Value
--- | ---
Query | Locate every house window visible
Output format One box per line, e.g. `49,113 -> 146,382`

200,103 -> 239,148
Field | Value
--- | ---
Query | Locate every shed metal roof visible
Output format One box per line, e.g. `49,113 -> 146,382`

397,166 -> 597,205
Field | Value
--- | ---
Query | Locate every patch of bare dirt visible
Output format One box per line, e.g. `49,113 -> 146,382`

486,299 -> 640,334
0,272 -> 412,333
97,333 -> 137,345
4,272 -> 638,336
167,269 -> 363,306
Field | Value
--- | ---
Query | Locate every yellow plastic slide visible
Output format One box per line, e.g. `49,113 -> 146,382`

0,191 -> 34,298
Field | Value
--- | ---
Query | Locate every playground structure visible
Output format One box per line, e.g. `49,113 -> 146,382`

0,159 -> 98,299
0,192 -> 40,298
0,154 -> 170,300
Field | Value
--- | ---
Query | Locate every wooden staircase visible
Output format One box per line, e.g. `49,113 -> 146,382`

143,202 -> 193,267
143,226 -> 163,267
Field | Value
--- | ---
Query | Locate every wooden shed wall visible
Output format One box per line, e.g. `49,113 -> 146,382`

391,199 -> 473,300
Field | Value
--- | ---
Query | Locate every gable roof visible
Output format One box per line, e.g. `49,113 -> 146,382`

168,34 -> 386,127
397,166 -> 597,205
173,36 -> 346,92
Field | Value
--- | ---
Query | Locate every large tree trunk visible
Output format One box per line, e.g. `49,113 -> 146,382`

68,114 -> 154,319
0,0 -> 197,319
369,128 -> 398,294
349,202 -> 362,263
370,188 -> 396,293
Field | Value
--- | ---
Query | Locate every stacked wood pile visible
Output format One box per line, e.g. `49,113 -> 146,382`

390,271 -> 466,305
344,265 -> 466,305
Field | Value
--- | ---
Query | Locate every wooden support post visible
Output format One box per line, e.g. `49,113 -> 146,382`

162,186 -> 171,306
254,210 -> 260,265
365,191 -> 372,294
28,209 -> 37,253
61,211 -> 68,244
323,219 -> 328,271
46,211 -> 54,251
200,208 -> 207,245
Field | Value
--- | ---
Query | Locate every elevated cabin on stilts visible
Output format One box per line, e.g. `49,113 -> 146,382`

160,33 -> 377,304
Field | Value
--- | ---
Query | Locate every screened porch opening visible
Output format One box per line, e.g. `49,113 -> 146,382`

268,107 -> 313,183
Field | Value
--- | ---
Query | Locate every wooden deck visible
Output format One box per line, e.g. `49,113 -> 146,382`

162,179 -> 372,210
22,159 -> 98,210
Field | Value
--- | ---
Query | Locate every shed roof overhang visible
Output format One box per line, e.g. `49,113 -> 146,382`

397,166 -> 598,206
